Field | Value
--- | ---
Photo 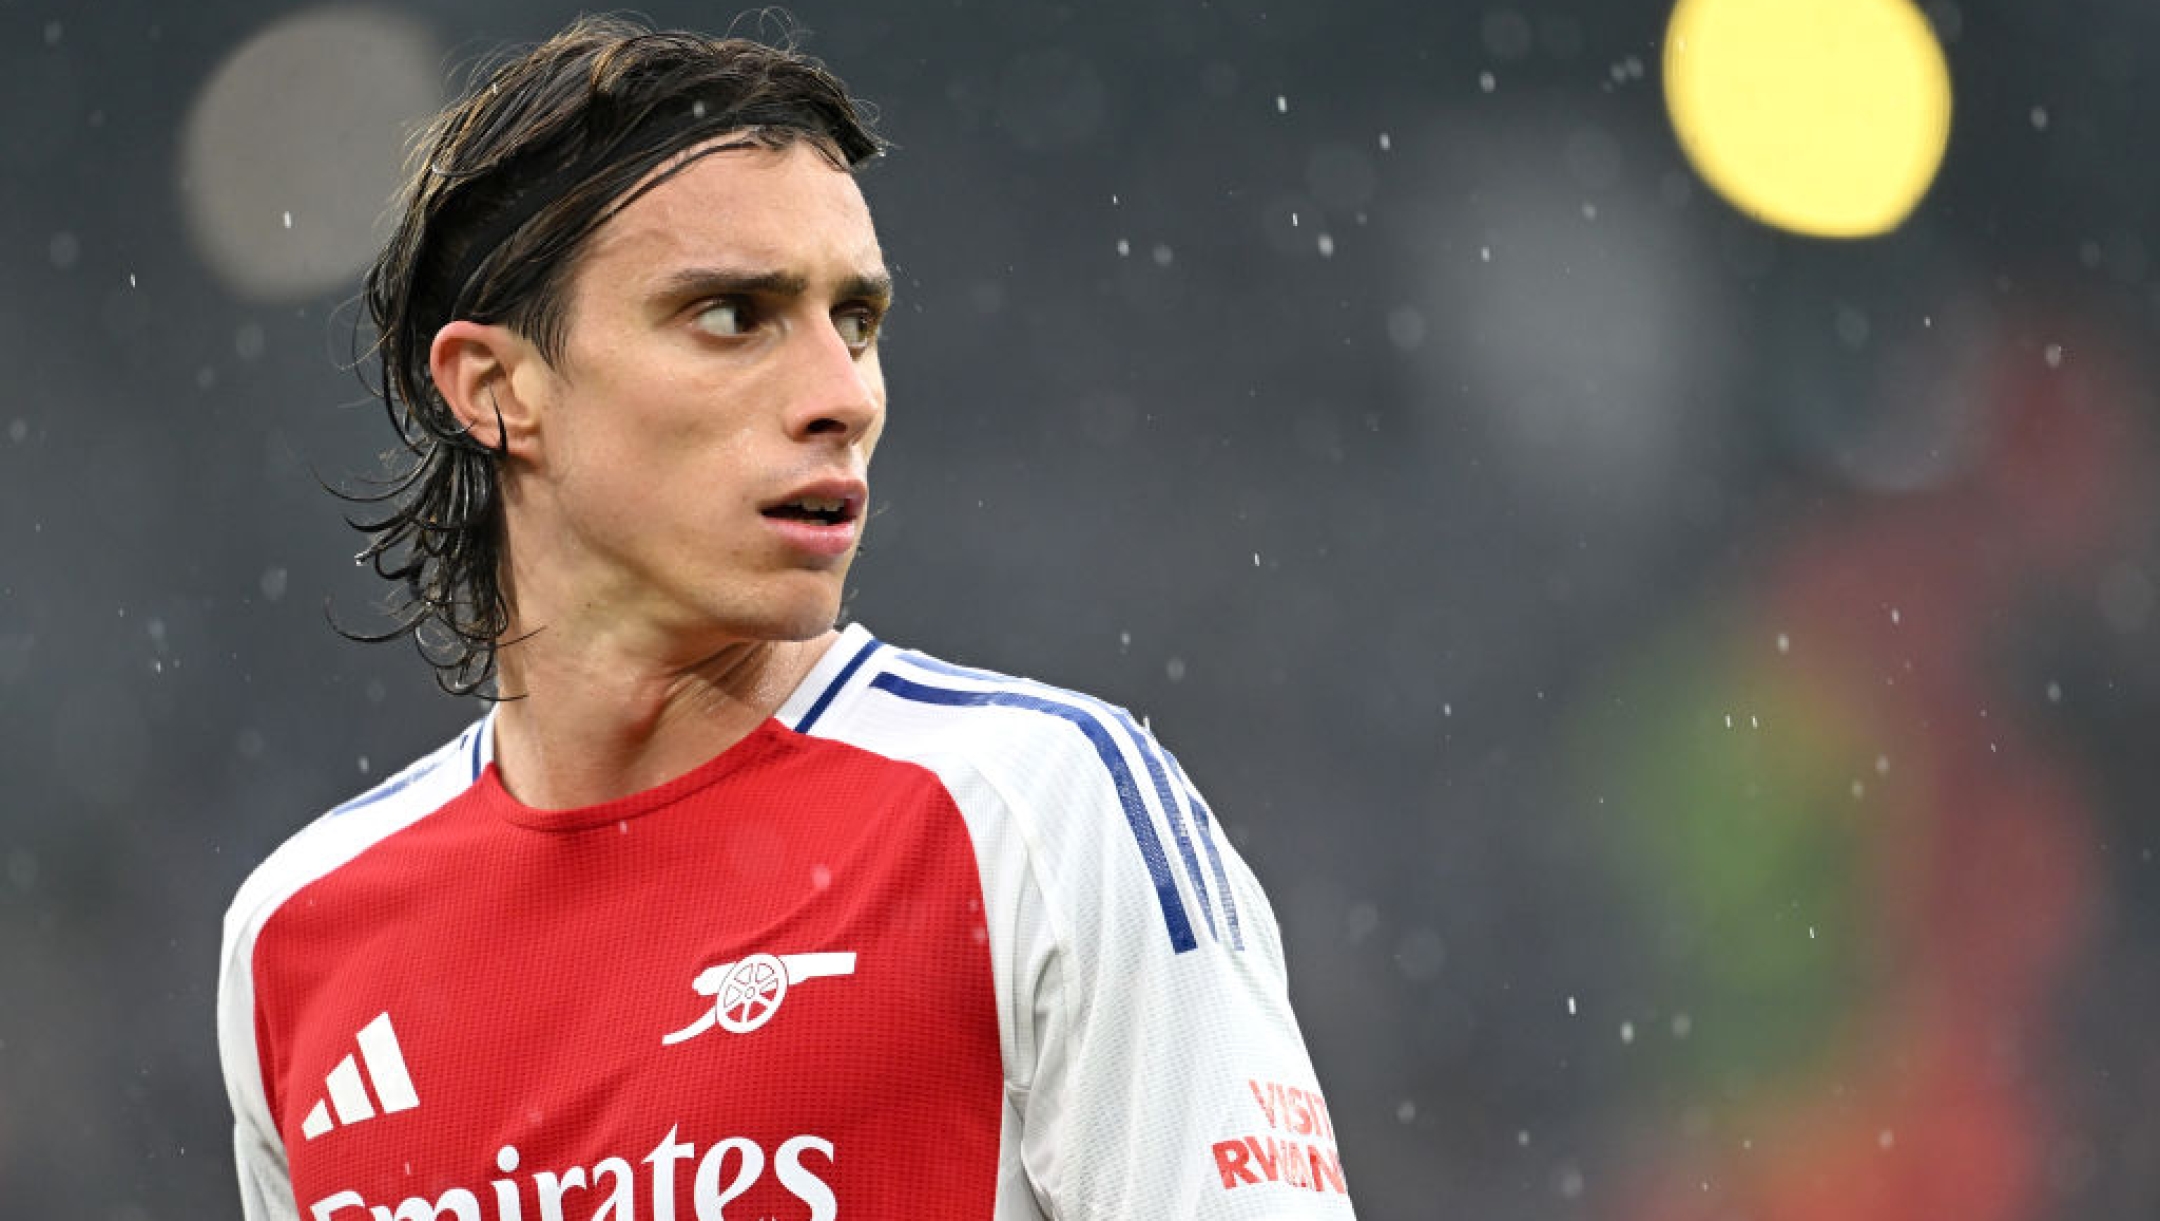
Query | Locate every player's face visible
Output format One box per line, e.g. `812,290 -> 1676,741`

515,139 -> 890,656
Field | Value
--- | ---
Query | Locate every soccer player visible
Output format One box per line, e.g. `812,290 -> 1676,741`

217,17 -> 1354,1220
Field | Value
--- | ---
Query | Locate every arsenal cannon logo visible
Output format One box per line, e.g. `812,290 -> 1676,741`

661,951 -> 858,1043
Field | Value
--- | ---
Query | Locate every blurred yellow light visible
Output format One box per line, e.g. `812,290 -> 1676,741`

1663,0 -> 1951,238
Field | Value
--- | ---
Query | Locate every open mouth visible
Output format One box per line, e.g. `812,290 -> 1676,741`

760,494 -> 858,527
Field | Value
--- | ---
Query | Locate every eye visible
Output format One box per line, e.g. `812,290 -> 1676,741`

692,299 -> 758,338
833,306 -> 883,354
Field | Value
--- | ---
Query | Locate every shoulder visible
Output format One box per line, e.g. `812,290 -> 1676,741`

787,628 -> 1251,959
222,717 -> 492,951
217,717 -> 491,1164
787,628 -> 1166,818
786,627 -> 1152,775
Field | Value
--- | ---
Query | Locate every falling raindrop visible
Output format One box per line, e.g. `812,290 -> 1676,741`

1556,1165 -> 1585,1199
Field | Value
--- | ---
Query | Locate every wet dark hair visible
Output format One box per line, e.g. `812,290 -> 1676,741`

347,14 -> 884,695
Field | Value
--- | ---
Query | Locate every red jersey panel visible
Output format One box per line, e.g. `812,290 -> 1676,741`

249,721 -> 1002,1220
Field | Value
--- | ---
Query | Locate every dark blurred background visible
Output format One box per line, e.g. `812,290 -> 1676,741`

4,1 -> 2157,1217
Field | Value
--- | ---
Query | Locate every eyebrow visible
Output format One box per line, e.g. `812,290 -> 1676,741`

655,266 -> 894,305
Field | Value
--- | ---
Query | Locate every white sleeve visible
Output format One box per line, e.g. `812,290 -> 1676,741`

1012,736 -> 1356,1219
232,1123 -> 297,1221
219,886 -> 299,1221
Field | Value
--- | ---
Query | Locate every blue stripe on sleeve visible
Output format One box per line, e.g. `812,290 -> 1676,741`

1165,751 -> 1244,951
868,671 -> 1200,954
891,652 -> 1225,944
332,723 -> 485,820
328,765 -> 437,820
792,635 -> 885,735
1103,706 -> 1219,940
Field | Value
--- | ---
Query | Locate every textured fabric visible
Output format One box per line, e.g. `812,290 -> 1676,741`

219,625 -> 1356,1219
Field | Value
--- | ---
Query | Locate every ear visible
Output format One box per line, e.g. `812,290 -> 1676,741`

429,320 -> 545,454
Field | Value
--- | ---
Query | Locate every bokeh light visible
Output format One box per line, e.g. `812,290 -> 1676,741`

1663,0 -> 1952,238
178,5 -> 442,301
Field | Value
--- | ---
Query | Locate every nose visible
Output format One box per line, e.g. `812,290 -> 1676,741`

786,316 -> 883,444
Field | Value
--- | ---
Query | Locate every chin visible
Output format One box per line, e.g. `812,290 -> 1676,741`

678,567 -> 849,647
766,613 -> 840,644
736,586 -> 846,644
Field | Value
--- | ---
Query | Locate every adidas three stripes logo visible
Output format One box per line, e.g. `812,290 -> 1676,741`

300,1012 -> 418,1141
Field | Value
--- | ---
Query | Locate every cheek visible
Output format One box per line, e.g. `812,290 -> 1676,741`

550,390 -> 737,509
569,364 -> 741,457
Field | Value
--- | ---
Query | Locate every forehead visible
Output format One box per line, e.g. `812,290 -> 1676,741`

577,138 -> 882,280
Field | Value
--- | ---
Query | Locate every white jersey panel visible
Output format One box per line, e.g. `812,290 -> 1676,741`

782,627 -> 1356,1218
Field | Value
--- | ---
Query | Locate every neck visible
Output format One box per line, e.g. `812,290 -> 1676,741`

485,625 -> 838,811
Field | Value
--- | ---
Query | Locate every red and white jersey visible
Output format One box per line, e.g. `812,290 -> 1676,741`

219,625 -> 1355,1220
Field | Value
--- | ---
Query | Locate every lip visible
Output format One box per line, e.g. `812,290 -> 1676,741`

758,478 -> 867,560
